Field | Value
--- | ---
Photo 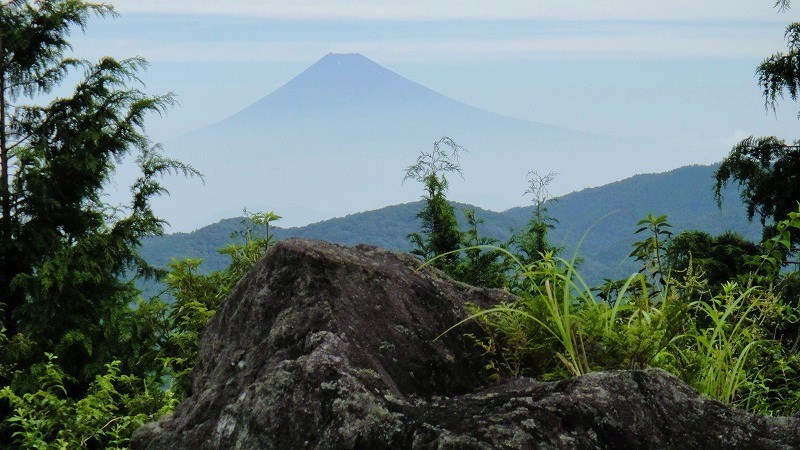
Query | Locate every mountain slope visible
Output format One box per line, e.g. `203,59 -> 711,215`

140,163 -> 759,286
220,53 -> 577,138
152,53 -> 648,232
540,164 -> 760,280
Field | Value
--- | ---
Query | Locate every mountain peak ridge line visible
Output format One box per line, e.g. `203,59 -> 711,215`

199,52 -> 584,136
153,52 -> 666,231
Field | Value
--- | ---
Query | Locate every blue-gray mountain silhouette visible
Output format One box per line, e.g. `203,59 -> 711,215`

211,53 -> 582,140
157,53 -> 644,231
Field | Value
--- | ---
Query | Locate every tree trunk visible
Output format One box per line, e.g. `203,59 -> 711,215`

0,37 -> 15,336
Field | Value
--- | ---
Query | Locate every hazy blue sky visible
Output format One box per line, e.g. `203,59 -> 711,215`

65,1 -> 798,155
61,1 -> 800,227
61,0 -> 797,158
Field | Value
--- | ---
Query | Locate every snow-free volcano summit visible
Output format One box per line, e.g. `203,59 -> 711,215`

155,53 -> 640,231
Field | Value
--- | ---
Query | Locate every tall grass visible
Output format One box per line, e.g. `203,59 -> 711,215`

436,247 -> 662,378
676,284 -> 763,405
434,246 -> 784,410
423,207 -> 800,414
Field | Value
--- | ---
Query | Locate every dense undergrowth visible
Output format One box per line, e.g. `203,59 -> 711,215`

3,207 -> 799,447
459,209 -> 800,415
0,212 -> 278,448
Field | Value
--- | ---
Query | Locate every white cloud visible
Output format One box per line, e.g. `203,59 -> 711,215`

107,0 -> 790,22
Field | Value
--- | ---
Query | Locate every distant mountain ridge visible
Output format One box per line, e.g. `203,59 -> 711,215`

140,163 -> 760,286
225,53 -> 575,132
152,52 -> 653,232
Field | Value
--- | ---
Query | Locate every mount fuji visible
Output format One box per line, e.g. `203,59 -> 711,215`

154,53 -> 644,231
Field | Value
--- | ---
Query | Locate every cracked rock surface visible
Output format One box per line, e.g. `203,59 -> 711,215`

132,239 -> 800,449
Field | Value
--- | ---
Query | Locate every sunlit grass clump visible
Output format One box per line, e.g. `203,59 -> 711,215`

441,211 -> 800,415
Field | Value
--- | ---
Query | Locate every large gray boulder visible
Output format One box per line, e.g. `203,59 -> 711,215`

132,239 -> 800,449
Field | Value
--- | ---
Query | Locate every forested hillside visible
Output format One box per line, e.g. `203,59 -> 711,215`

140,163 -> 759,285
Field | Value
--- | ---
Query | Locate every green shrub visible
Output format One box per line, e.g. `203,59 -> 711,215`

457,209 -> 800,414
0,354 -> 175,449
457,250 -> 679,380
156,211 -> 279,397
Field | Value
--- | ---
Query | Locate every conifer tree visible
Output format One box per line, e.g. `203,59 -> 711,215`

405,137 -> 463,273
0,0 -> 195,387
515,171 -> 561,264
455,209 -> 506,288
715,2 -> 800,249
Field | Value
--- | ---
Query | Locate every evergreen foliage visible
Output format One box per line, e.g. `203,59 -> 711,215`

514,171 -> 561,265
0,2 -> 195,447
405,137 -> 464,274
716,6 -> 800,248
0,0 -> 198,389
0,354 -> 176,449
666,230 -> 761,288
460,209 -> 800,414
453,209 -> 506,289
156,212 -> 279,398
758,16 -> 800,115
0,207 -> 280,446
139,163 -> 761,288
715,137 -> 800,245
